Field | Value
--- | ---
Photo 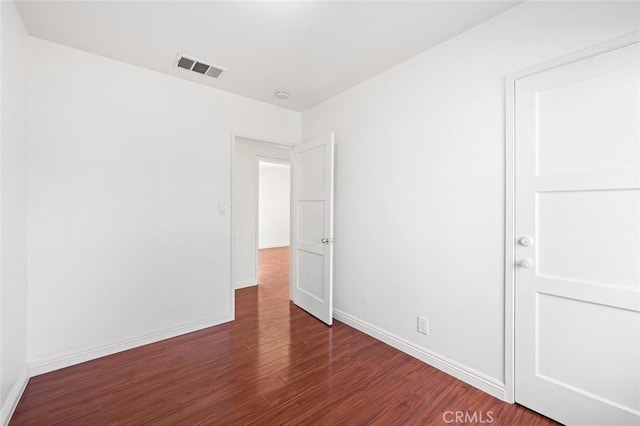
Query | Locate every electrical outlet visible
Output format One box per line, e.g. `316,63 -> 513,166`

418,316 -> 429,335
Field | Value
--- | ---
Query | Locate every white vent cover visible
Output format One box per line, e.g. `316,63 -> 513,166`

174,53 -> 225,79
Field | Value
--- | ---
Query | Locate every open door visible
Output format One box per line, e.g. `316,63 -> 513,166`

291,133 -> 335,325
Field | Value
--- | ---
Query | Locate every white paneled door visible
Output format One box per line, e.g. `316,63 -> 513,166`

291,133 -> 335,325
514,40 -> 640,424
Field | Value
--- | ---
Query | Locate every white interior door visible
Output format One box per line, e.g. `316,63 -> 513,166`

514,41 -> 640,425
291,133 -> 335,325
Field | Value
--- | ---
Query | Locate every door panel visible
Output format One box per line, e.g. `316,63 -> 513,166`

536,65 -> 639,175
514,40 -> 640,425
536,294 -> 640,413
297,249 -> 325,301
297,143 -> 327,193
537,190 -> 639,288
291,133 -> 334,325
298,201 -> 325,244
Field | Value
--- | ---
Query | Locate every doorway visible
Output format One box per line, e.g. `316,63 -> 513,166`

258,160 -> 291,251
257,159 -> 291,289
231,132 -> 336,325
231,136 -> 291,297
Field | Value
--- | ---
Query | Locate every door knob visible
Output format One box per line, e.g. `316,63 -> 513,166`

519,258 -> 534,269
321,238 -> 329,244
519,236 -> 534,247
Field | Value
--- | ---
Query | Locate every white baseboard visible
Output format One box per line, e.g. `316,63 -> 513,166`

235,278 -> 258,289
333,309 -> 506,401
29,313 -> 233,377
258,243 -> 290,249
1,365 -> 30,426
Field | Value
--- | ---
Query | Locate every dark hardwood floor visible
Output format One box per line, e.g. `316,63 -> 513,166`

11,247 -> 556,425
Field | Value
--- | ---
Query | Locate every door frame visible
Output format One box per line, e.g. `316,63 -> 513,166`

503,31 -> 639,403
230,132 -> 293,320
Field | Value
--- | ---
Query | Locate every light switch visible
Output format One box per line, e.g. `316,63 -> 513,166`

218,203 -> 229,215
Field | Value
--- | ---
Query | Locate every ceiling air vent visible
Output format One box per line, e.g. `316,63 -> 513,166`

174,54 -> 226,79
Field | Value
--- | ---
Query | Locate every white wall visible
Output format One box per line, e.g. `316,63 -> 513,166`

0,0 -> 29,422
302,1 -> 640,395
233,139 -> 290,288
27,38 -> 300,373
258,162 -> 290,249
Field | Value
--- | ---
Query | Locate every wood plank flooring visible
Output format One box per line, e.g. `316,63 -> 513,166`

11,247 -> 556,425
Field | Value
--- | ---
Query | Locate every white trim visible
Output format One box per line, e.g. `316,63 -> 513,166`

503,30 -> 640,404
29,313 -> 232,376
230,133 -> 236,320
1,365 -> 29,426
232,132 -> 296,149
504,70 -> 516,404
235,278 -> 258,289
333,309 -> 506,401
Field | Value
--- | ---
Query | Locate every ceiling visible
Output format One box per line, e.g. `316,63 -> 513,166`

16,1 -> 519,111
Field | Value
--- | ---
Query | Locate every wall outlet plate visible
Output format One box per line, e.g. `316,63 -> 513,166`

418,316 -> 429,335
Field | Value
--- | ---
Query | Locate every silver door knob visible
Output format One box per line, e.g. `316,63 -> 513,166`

519,258 -> 534,269
519,236 -> 534,247
321,238 -> 329,244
